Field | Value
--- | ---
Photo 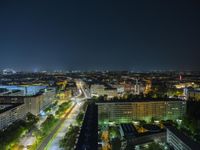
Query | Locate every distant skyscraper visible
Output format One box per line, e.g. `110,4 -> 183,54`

135,79 -> 140,94
179,74 -> 182,81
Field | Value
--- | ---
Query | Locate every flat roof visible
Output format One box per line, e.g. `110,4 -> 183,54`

0,88 -> 55,98
166,126 -> 200,150
142,124 -> 161,132
0,92 -> 43,98
75,103 -> 98,150
96,98 -> 185,104
120,123 -> 138,137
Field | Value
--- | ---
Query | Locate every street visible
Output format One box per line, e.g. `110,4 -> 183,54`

47,101 -> 84,150
19,80 -> 89,150
37,103 -> 76,150
46,80 -> 88,150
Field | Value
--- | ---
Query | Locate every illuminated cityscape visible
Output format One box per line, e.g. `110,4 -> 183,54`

1,0 -> 200,150
0,71 -> 200,150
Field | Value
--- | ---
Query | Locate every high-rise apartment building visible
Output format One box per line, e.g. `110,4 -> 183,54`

0,103 -> 26,130
97,99 -> 186,124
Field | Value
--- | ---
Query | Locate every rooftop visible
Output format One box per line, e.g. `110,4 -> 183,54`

0,103 -> 24,114
120,123 -> 138,138
0,87 -> 55,98
96,98 -> 185,104
142,124 -> 161,133
0,85 -> 47,96
75,103 -> 98,150
166,126 -> 200,150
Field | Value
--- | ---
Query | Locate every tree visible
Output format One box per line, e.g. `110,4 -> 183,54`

59,126 -> 80,149
76,112 -> 84,125
41,114 -> 57,135
111,138 -> 121,150
139,120 -> 147,126
26,112 -> 39,124
146,142 -> 162,150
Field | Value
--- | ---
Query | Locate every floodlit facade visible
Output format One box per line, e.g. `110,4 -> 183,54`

0,87 -> 56,116
24,88 -> 56,115
0,103 -> 26,130
56,89 -> 72,100
97,100 -> 186,124
90,84 -> 118,98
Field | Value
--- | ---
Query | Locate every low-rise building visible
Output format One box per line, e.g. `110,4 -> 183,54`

184,88 -> 200,101
56,89 -> 72,100
90,84 -> 118,98
119,81 -> 145,95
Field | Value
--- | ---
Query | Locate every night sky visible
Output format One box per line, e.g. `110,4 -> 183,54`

0,0 -> 200,71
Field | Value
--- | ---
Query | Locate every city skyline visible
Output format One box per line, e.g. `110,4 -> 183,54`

1,71 -> 200,150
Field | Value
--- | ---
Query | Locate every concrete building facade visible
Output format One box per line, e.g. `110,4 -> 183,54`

0,88 -> 56,116
90,84 -> 118,98
0,103 -> 26,130
166,126 -> 200,150
97,99 -> 186,124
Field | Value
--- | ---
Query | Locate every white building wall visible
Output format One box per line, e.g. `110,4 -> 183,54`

0,104 -> 26,130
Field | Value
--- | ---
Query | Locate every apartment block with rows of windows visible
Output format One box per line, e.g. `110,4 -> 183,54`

0,103 -> 26,130
97,99 -> 186,124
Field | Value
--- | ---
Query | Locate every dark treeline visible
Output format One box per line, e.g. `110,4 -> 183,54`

187,100 -> 200,120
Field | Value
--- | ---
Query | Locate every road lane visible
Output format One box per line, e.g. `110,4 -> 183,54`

37,103 -> 76,150
47,102 -> 83,150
